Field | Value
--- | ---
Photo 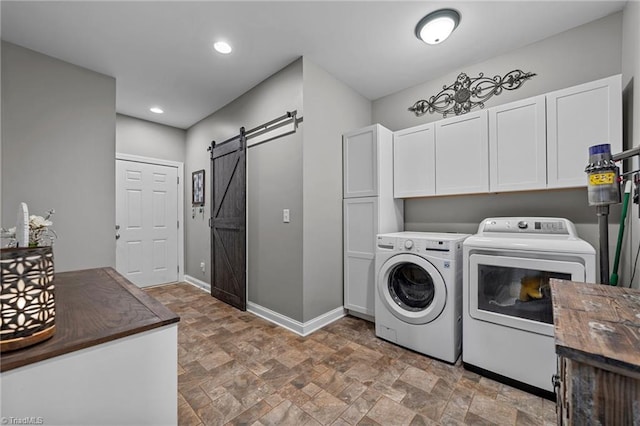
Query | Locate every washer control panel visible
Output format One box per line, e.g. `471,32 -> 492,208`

377,236 -> 452,252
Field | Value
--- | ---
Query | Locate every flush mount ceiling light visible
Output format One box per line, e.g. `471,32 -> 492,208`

150,107 -> 164,114
213,41 -> 232,54
415,9 -> 460,45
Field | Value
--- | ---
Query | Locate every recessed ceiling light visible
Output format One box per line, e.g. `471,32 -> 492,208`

150,107 -> 164,114
214,41 -> 232,54
415,9 -> 461,45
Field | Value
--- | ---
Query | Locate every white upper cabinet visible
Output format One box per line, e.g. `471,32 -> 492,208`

489,96 -> 547,192
344,124 -> 395,200
390,75 -> 621,198
393,123 -> 435,198
435,110 -> 489,195
546,75 -> 622,189
343,125 -> 379,198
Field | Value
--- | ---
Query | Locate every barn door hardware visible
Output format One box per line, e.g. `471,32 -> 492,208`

207,110 -> 301,155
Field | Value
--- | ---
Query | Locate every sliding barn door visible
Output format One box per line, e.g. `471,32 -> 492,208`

209,132 -> 246,310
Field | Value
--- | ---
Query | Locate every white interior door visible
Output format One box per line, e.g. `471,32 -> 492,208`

116,159 -> 179,287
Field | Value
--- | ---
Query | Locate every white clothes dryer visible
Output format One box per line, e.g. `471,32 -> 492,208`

463,217 -> 595,397
375,232 -> 470,363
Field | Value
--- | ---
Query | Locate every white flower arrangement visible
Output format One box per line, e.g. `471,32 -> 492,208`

1,209 -> 57,248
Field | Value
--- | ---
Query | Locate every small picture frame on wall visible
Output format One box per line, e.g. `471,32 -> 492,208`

192,169 -> 205,206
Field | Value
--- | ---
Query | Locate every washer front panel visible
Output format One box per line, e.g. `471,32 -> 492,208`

378,254 -> 447,325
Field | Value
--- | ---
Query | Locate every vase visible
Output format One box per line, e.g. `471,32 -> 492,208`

0,246 -> 56,352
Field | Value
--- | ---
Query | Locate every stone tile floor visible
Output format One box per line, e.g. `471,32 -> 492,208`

145,283 -> 557,426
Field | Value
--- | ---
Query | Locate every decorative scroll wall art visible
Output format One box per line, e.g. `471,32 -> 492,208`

408,70 -> 536,118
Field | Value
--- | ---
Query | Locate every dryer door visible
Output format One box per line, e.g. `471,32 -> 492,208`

467,253 -> 585,336
378,254 -> 447,324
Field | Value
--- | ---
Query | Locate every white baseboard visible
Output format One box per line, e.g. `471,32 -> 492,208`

184,275 -> 211,292
345,309 -> 374,323
182,277 -> 344,336
247,302 -> 345,337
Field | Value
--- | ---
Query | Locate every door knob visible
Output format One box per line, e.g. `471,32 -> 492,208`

115,233 -> 120,240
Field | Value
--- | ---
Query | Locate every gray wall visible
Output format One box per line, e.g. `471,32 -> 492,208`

248,129 -> 303,320
622,2 -> 640,289
116,114 -> 186,163
1,42 -> 116,272
185,59 -> 304,321
187,57 -> 373,323
371,12 -> 624,284
301,58 -> 371,322
373,12 -> 623,131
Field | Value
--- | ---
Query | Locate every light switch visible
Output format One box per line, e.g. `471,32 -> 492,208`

283,209 -> 290,223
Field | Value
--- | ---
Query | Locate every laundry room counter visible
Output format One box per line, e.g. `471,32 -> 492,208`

1,267 -> 180,425
0,267 -> 180,372
550,279 -> 640,425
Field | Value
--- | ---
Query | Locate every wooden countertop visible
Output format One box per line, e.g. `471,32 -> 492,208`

1,267 -> 180,372
550,279 -> 640,376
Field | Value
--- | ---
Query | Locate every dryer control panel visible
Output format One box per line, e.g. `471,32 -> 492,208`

478,217 -> 575,236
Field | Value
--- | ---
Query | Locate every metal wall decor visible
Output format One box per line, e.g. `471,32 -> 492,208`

408,70 -> 536,118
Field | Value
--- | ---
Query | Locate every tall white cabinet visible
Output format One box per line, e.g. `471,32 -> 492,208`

344,124 -> 403,318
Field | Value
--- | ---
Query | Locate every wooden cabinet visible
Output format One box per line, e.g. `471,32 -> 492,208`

435,110 -> 489,195
489,95 -> 547,192
551,279 -> 640,425
343,124 -> 402,317
547,75 -> 622,189
393,123 -> 435,198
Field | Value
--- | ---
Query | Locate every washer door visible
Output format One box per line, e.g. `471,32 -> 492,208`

378,254 -> 447,325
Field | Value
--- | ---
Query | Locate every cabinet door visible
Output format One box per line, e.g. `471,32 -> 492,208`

393,124 -> 435,198
343,125 -> 378,198
547,75 -> 622,188
344,197 -> 378,316
489,96 -> 546,192
435,110 -> 489,195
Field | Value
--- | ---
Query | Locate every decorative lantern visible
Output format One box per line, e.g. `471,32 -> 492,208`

0,246 -> 56,352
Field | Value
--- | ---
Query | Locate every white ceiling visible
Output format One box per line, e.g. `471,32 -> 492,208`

1,1 -> 627,129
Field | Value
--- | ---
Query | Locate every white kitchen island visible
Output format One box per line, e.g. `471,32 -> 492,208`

0,268 -> 180,426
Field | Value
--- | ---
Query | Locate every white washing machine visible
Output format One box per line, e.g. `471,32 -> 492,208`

463,217 -> 595,397
375,232 -> 470,363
